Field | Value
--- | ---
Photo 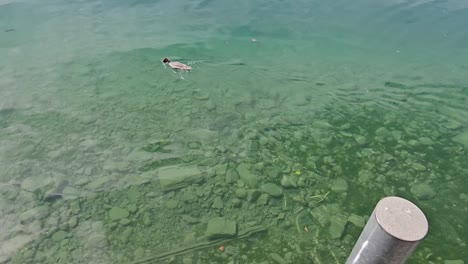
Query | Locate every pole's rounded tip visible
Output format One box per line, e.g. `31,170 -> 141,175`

375,196 -> 429,242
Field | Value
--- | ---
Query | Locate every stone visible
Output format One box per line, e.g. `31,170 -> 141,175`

52,230 -> 67,242
236,163 -> 258,188
419,137 -> 434,145
212,196 -> 224,209
312,120 -> 333,129
348,214 -> 365,228
86,176 -> 112,190
225,169 -> 239,183
166,199 -> 179,209
134,247 -> 145,260
214,163 -> 228,176
257,194 -> 269,205
128,204 -> 138,213
269,253 -> 288,264
68,216 -> 78,228
354,135 -> 367,145
329,216 -> 347,239
158,165 -> 204,191
330,178 -> 348,192
206,100 -> 216,111
444,260 -> 464,264
206,217 -> 237,239
410,183 -> 436,200
392,130 -> 402,140
120,218 -> 131,226
120,228 -> 133,243
280,175 -> 297,188
375,127 -> 390,137
127,188 -> 139,203
182,257 -> 193,264
235,188 -> 248,199
259,137 -> 269,146
266,167 -> 280,178
109,207 -> 129,221
293,131 -> 303,140
452,130 -> 468,148
444,120 -> 462,130
248,190 -> 261,202
231,198 -> 242,208
260,183 -> 283,198
183,232 -> 196,245
87,234 -> 107,248
411,162 -> 426,171
310,204 -> 340,226
19,206 -> 49,225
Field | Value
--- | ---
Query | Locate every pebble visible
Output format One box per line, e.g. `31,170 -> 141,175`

109,207 -> 130,221
411,183 -> 436,200
52,230 -> 67,242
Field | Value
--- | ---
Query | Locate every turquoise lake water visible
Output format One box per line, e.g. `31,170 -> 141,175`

1,0 -> 468,263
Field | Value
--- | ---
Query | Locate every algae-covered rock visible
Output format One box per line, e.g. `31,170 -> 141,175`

418,137 -> 434,145
236,163 -> 258,188
280,175 -> 297,188
206,217 -> 237,239
158,165 -> 204,191
310,204 -> 340,226
212,196 -> 224,209
452,130 -> 468,148
260,183 -> 283,198
411,162 -> 427,171
348,214 -> 365,228
375,127 -> 390,137
214,163 -> 228,176
235,188 -> 248,199
329,216 -> 347,239
330,178 -> 348,192
269,253 -> 288,264
444,260 -> 464,264
52,230 -> 67,242
257,193 -> 270,205
354,135 -> 367,145
166,199 -> 179,209
411,183 -> 436,200
109,207 -> 129,221
225,169 -> 239,183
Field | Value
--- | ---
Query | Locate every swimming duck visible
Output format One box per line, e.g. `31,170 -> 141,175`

163,58 -> 192,71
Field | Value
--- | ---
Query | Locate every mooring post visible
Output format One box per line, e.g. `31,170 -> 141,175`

346,196 -> 429,264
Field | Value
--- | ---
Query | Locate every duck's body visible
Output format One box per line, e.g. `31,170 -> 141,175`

163,58 -> 192,71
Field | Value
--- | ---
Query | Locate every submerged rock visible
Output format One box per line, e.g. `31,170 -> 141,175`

51,230 -> 68,242
212,196 -> 224,209
411,162 -> 427,171
330,178 -> 348,193
453,130 -> 468,148
236,163 -> 258,188
348,214 -> 366,228
329,216 -> 347,239
235,188 -> 248,199
410,183 -> 436,200
109,207 -> 129,221
444,260 -> 464,264
206,217 -> 237,239
158,165 -> 204,191
280,175 -> 297,188
260,183 -> 283,198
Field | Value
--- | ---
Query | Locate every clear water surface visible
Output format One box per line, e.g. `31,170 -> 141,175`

1,0 -> 467,263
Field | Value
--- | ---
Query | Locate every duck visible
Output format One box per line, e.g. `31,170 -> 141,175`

163,58 -> 192,71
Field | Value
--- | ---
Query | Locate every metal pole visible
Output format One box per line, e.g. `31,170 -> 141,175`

346,196 -> 429,264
